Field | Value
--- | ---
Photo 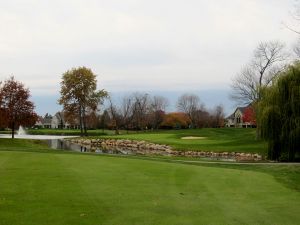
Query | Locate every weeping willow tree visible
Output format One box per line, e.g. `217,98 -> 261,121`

259,62 -> 300,161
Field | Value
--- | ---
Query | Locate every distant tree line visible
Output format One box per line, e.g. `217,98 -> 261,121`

103,93 -> 225,134
63,91 -> 226,134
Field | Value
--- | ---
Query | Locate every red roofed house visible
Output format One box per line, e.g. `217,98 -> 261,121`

226,104 -> 256,128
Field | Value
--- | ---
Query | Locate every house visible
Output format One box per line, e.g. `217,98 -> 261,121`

226,105 -> 256,128
52,112 -> 80,129
51,112 -> 62,129
34,116 -> 44,128
35,112 -> 80,129
42,113 -> 53,128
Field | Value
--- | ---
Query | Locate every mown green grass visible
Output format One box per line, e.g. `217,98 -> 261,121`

101,128 -> 267,154
0,138 -> 51,152
0,139 -> 299,225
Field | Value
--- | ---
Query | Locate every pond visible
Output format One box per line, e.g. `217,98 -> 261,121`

0,134 -> 79,140
47,139 -> 137,155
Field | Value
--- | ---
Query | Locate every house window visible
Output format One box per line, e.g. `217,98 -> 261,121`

236,116 -> 241,124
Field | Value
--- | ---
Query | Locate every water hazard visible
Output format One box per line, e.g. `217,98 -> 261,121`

47,139 -> 235,161
47,139 -> 136,155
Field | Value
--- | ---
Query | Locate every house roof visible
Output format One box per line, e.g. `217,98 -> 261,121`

226,113 -> 235,120
235,106 -> 248,114
43,113 -> 53,124
54,112 -> 65,123
226,104 -> 252,119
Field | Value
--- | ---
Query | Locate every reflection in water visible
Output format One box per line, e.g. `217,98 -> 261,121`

48,139 -> 82,152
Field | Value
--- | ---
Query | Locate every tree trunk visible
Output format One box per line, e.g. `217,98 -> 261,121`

254,104 -> 261,140
11,121 -> 15,139
79,108 -> 83,136
83,108 -> 87,136
256,125 -> 261,140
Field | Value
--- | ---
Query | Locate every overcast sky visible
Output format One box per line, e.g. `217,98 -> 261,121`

0,0 -> 298,115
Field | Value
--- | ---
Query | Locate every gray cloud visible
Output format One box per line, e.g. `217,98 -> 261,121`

0,0 -> 297,98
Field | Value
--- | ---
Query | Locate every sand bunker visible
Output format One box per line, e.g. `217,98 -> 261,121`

181,136 -> 206,140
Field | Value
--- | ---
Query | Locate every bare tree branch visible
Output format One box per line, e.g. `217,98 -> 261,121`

231,41 -> 287,105
177,94 -> 201,128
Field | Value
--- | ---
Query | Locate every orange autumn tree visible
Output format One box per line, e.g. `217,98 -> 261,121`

0,77 -> 37,138
161,112 -> 191,129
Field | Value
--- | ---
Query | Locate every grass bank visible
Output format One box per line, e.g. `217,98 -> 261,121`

0,139 -> 299,225
10,128 -> 266,154
100,128 -> 267,154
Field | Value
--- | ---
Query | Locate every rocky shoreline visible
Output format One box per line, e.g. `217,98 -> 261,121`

69,138 -> 263,162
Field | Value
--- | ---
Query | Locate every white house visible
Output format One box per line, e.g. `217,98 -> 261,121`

35,112 -> 80,129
